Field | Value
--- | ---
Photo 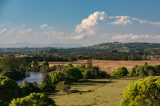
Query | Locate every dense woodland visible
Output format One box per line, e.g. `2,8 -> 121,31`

0,42 -> 160,61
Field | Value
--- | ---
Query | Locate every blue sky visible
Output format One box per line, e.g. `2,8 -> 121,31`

0,0 -> 160,47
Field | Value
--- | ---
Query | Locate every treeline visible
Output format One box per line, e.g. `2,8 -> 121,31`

1,42 -> 160,61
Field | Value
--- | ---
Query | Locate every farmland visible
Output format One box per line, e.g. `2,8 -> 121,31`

49,60 -> 160,74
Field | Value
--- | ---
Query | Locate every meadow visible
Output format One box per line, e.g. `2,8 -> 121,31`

51,78 -> 136,106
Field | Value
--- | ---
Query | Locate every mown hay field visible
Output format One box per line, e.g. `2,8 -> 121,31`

49,60 -> 160,74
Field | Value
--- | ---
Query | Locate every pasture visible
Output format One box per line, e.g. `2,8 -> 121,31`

51,78 -> 136,106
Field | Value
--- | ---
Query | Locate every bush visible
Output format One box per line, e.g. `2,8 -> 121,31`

9,93 -> 56,106
56,81 -> 70,92
134,65 -> 157,76
83,69 -> 92,79
154,65 -> 160,73
130,65 -> 139,76
120,76 -> 160,106
49,71 -> 66,84
39,82 -> 55,93
135,66 -> 147,76
21,81 -> 41,96
113,67 -> 129,78
98,71 -> 111,78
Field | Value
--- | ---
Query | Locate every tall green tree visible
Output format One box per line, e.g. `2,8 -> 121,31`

120,77 -> 160,106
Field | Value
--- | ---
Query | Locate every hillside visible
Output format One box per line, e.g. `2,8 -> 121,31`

0,42 -> 160,60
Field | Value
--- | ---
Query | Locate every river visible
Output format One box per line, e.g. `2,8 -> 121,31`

17,72 -> 43,85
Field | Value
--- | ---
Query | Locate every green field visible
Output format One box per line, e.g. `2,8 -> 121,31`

51,78 -> 136,106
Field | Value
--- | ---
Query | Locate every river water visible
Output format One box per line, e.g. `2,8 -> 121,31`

17,72 -> 43,85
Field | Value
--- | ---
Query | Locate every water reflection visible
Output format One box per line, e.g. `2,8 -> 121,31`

17,72 -> 43,85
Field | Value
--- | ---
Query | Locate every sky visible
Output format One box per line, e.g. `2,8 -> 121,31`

0,0 -> 160,47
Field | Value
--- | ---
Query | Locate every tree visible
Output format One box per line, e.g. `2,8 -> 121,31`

9,93 -> 56,106
113,67 -> 129,78
21,81 -> 41,96
120,76 -> 160,106
0,76 -> 20,106
49,71 -> 66,84
62,67 -> 83,81
0,56 -> 27,80
39,61 -> 50,72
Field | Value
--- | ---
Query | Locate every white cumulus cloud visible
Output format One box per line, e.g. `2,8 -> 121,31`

75,11 -> 107,35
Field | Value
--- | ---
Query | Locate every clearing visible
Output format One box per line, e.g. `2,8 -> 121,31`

51,78 -> 136,106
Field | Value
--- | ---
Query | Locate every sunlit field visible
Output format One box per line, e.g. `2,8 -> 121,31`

49,60 -> 160,74
51,78 -> 136,106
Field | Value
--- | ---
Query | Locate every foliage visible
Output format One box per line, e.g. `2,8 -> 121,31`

83,69 -> 93,79
113,67 -> 129,78
62,67 -> 83,81
0,56 -> 28,80
49,71 -> 66,84
82,65 -> 109,79
131,65 -> 157,76
120,76 -> 160,106
154,65 -> 160,73
21,81 -> 41,96
56,81 -> 70,92
99,71 -> 111,78
39,82 -> 55,93
135,66 -> 147,76
9,93 -> 56,106
0,76 -> 20,106
39,74 -> 55,93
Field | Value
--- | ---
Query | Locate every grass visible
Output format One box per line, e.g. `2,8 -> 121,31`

50,78 -> 136,106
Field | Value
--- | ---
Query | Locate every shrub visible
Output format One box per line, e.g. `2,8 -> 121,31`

120,76 -> 160,106
113,67 -> 129,78
130,65 -> 139,76
9,93 -> 56,106
135,65 -> 157,76
21,81 -> 41,96
49,71 -> 66,84
56,81 -> 70,92
154,65 -> 160,73
83,69 -> 92,79
39,82 -> 55,93
98,71 -> 111,78
135,66 -> 147,76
